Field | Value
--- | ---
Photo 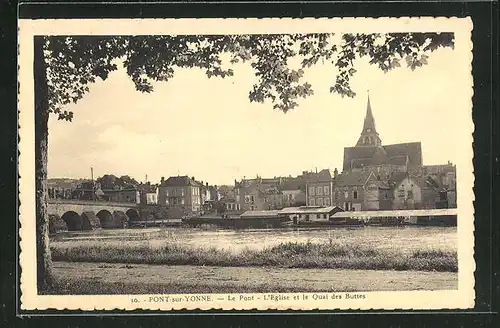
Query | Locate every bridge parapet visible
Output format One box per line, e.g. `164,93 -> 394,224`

48,199 -> 139,208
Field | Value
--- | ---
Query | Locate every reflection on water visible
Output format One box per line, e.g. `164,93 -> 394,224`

52,226 -> 457,254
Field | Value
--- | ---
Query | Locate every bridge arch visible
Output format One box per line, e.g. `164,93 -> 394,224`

61,211 -> 82,231
81,211 -> 101,230
126,209 -> 140,222
113,210 -> 129,228
96,210 -> 114,228
49,214 -> 67,233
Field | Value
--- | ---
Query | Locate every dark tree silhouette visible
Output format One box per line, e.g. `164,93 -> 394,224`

34,32 -> 454,291
96,174 -> 139,189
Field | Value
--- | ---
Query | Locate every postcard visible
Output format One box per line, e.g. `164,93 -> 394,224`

18,17 -> 474,310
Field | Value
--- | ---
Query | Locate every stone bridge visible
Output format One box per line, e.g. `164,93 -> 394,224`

48,199 -> 141,231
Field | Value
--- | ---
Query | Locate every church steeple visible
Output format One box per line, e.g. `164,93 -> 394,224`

356,92 -> 382,147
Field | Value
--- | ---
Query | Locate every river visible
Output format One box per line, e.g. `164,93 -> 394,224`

51,226 -> 456,254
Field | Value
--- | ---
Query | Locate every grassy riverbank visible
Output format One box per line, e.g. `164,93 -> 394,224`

46,262 -> 458,295
51,241 -> 457,272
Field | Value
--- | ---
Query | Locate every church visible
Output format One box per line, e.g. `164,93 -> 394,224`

342,95 -> 423,176
305,94 -> 457,211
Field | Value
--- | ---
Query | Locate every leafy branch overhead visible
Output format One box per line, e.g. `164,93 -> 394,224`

44,32 -> 454,120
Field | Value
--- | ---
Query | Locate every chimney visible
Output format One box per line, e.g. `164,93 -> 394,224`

206,182 -> 209,187
192,176 -> 195,181
161,177 -> 165,182
334,168 -> 338,179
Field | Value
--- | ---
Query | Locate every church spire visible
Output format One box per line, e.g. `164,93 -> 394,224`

356,91 -> 382,147
363,91 -> 376,134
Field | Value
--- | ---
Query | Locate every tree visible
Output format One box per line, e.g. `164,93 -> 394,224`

34,32 -> 454,291
96,174 -> 139,189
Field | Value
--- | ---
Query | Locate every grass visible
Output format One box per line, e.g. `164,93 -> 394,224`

50,240 -> 457,272
43,277 -> 322,295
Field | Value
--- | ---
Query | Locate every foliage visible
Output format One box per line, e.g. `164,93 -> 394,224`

96,174 -> 139,189
50,241 -> 458,272
44,32 -> 454,117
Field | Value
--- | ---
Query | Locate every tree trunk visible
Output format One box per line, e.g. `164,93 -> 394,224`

34,36 -> 53,292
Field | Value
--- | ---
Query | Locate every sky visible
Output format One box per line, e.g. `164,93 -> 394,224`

47,41 -> 471,186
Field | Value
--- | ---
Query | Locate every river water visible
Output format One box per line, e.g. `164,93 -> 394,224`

52,226 -> 456,254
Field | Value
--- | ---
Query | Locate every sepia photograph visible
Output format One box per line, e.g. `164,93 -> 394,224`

18,18 -> 474,310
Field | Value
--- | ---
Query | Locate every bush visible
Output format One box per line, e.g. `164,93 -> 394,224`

50,241 -> 457,272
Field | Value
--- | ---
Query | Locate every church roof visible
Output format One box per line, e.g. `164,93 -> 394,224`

383,142 -> 422,167
343,142 -> 422,171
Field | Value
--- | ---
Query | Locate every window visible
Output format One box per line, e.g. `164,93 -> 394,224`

407,190 -> 414,199
250,195 -> 255,203
324,198 -> 330,205
309,186 -> 315,196
181,188 -> 185,196
309,198 -> 315,206
317,186 -> 323,196
344,191 -> 349,199
335,190 -> 339,200
165,189 -> 169,197
318,198 -> 323,206
398,188 -> 405,198
324,186 -> 329,195
181,198 -> 185,205
353,191 -> 358,200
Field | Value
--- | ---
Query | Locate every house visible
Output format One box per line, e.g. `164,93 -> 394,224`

219,196 -> 242,212
47,178 -> 85,200
305,169 -> 335,207
234,176 -> 281,211
390,172 -> 423,210
279,178 -> 306,207
138,182 -> 158,205
332,170 -> 393,211
279,206 -> 344,223
157,176 -> 203,214
101,187 -> 140,204
423,171 -> 457,209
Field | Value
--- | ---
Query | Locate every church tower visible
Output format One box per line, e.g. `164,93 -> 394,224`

356,93 -> 382,147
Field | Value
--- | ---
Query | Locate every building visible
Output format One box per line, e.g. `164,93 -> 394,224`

279,178 -> 306,207
157,176 -> 203,213
234,176 -> 280,211
100,187 -> 140,203
305,169 -> 335,207
390,172 -> 423,210
279,206 -> 344,223
342,95 -> 422,174
47,178 -> 86,200
335,93 -> 457,210
138,182 -> 159,205
331,170 -> 393,211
